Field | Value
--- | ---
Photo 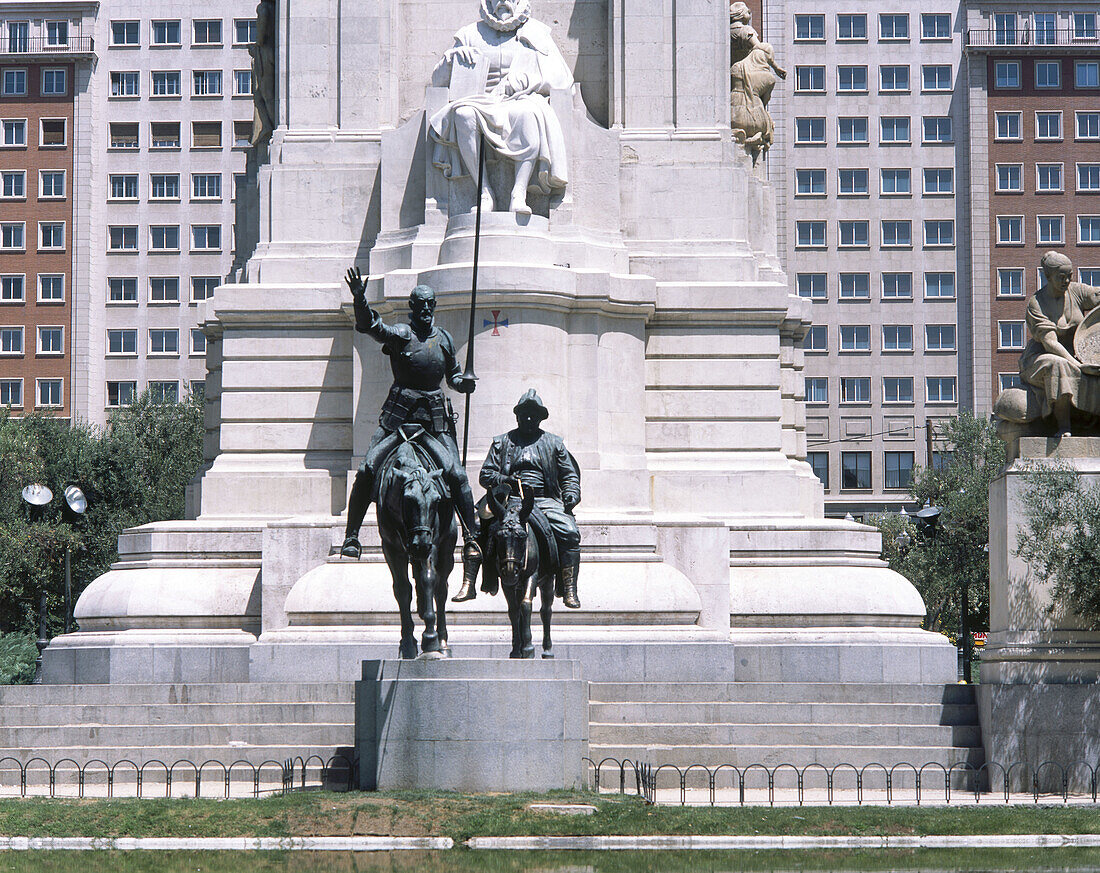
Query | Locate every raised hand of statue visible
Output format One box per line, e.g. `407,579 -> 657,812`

345,267 -> 367,303
447,45 -> 479,67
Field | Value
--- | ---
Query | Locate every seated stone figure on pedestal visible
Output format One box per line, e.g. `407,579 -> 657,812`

428,0 -> 573,215
995,251 -> 1100,437
340,268 -> 480,569
453,389 -> 582,609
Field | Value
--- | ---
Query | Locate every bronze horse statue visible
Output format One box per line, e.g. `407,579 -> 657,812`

376,427 -> 455,659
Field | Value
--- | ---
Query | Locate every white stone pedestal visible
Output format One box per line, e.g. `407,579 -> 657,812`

355,659 -> 588,791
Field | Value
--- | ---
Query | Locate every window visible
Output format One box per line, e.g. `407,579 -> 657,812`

1035,61 -> 1062,89
1075,12 -> 1097,39
837,14 -> 866,40
1034,13 -> 1057,45
882,273 -> 912,299
995,61 -> 1021,89
1,275 -> 23,301
996,164 -> 1022,192
838,117 -> 868,144
108,277 -> 137,302
996,112 -> 1021,141
190,381 -> 205,401
998,216 -> 1023,244
795,117 -> 826,144
2,68 -> 26,96
881,168 -> 910,195
1038,215 -> 1065,244
881,220 -> 911,247
109,174 -> 138,200
234,19 -> 258,45
879,65 -> 909,92
192,173 -> 221,199
150,225 -> 180,251
1079,216 -> 1100,243
111,21 -> 139,46
149,381 -> 179,403
45,21 -> 68,46
234,69 -> 252,96
192,121 -> 221,148
41,68 -> 65,95
107,381 -> 137,408
108,225 -> 138,251
37,379 -> 62,408
193,70 -> 222,97
922,13 -> 951,39
838,168 -> 869,195
191,276 -> 219,301
805,377 -> 828,403
1037,111 -> 1063,140
37,326 -> 62,355
882,324 -> 913,352
38,118 -> 64,147
38,275 -> 63,302
880,117 -> 910,144
926,325 -> 957,351
107,329 -> 136,355
39,222 -> 63,250
151,122 -> 180,149
837,65 -> 867,92
0,326 -> 23,354
884,452 -> 914,489
922,65 -> 951,91
838,220 -> 869,247
884,377 -> 914,404
1037,164 -> 1064,192
922,116 -> 952,143
803,325 -> 827,352
233,121 -> 253,148
3,119 -> 26,146
190,329 -> 207,355
1,170 -> 24,198
39,171 -> 64,198
0,379 -> 22,407
795,66 -> 825,92
152,20 -> 181,45
796,221 -> 825,247
925,273 -> 955,299
1000,373 -> 1024,392
924,220 -> 954,247
880,14 -> 908,40
924,168 -> 953,195
151,71 -> 181,96
192,225 -> 222,251
999,321 -> 1026,350
110,71 -> 139,97
109,122 -> 138,149
796,273 -> 826,299
1,222 -> 25,249
927,377 -> 957,403
998,268 -> 1024,297
796,169 -> 826,196
150,328 -> 179,355
1081,269 -> 1100,285
795,14 -> 825,40
1076,62 -> 1100,89
841,377 -> 871,402
150,277 -> 180,303
839,273 -> 870,299
1078,112 -> 1100,140
841,452 -> 872,489
808,452 -> 829,488
1078,164 -> 1100,191
839,325 -> 871,352
150,174 -> 180,200
193,20 -> 223,45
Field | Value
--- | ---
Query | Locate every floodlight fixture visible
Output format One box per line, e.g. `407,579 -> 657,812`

21,484 -> 53,506
64,485 -> 87,515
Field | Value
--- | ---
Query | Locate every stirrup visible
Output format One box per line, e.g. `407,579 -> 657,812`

340,536 -> 361,560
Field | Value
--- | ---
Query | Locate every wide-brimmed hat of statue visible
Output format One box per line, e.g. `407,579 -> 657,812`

513,389 -> 549,422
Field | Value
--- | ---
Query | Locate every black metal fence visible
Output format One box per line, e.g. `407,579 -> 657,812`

586,757 -> 1100,806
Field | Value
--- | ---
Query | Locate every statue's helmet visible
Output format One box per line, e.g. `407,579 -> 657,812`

513,388 -> 549,422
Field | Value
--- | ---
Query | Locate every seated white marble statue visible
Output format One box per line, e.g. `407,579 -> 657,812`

429,0 -> 573,215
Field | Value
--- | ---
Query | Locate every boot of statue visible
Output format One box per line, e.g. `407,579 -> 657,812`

560,550 -> 580,609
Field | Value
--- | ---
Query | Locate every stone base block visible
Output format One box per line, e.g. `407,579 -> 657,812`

355,659 -> 588,792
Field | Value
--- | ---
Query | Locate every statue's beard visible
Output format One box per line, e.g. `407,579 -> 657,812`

481,0 -> 530,32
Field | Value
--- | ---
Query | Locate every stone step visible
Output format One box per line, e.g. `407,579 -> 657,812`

0,723 -> 355,748
590,722 -> 981,748
588,682 -> 975,705
0,702 -> 355,727
588,701 -> 978,726
0,745 -> 355,768
0,683 -> 356,705
590,743 -> 985,771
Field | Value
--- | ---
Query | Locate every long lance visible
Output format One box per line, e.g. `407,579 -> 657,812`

461,133 -> 487,467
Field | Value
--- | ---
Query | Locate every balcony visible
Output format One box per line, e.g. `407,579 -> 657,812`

0,36 -> 95,59
966,28 -> 1100,50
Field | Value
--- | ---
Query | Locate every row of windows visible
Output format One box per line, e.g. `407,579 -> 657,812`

1,170 -> 65,199
107,276 -> 220,304
0,377 -> 63,409
105,380 -> 201,408
807,451 -> 918,492
994,162 -> 1100,194
987,11 -> 1098,43
995,215 -> 1100,246
995,110 -> 1100,141
995,267 -> 1100,297
107,172 -> 241,202
1,118 -> 68,148
796,167 -> 954,197
803,324 -> 957,354
795,116 -> 953,146
1,274 -> 65,303
106,225 -> 223,253
993,60 -> 1100,91
795,219 -> 955,249
109,120 -> 251,151
0,325 -> 63,355
110,69 -> 252,99
3,19 -> 72,50
805,376 -> 957,405
794,65 -> 954,94
109,19 -> 256,48
796,272 -> 956,301
0,221 -> 64,251
794,13 -> 952,42
105,327 -> 205,356
1,67 -> 67,98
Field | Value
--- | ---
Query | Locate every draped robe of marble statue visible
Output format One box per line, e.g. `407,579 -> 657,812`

428,0 -> 573,215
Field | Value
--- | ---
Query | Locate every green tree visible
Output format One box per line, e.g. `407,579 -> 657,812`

872,413 -> 1005,634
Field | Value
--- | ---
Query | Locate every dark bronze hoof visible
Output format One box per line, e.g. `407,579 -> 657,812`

340,536 -> 361,559
541,650 -> 554,659
399,638 -> 418,660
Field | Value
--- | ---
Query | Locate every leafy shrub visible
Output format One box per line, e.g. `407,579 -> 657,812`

0,633 -> 38,684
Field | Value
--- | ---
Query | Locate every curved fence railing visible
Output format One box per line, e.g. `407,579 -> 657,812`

0,754 -> 356,799
585,757 -> 1100,806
